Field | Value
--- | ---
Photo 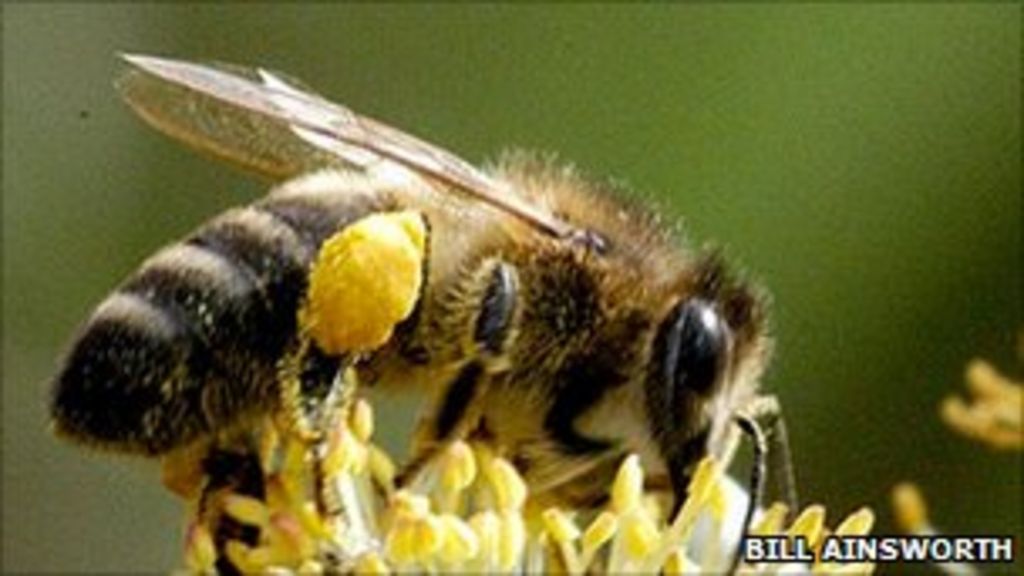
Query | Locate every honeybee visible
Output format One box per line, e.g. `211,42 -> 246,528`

51,55 -> 780,518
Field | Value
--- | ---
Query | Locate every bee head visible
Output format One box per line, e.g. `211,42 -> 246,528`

643,255 -> 768,503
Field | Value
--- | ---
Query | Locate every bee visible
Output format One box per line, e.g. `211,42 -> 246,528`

52,55 -> 786,523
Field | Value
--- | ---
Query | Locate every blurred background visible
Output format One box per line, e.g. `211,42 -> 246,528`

3,4 -> 1019,573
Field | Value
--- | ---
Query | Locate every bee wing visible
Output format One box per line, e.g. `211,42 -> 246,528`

117,57 -> 349,180
118,54 -> 574,239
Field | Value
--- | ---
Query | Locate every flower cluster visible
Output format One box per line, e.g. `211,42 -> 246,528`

940,359 -> 1022,451
891,340 -> 1022,576
176,391 -> 873,574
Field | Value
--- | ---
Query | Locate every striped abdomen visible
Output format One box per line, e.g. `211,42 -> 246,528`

51,182 -> 388,454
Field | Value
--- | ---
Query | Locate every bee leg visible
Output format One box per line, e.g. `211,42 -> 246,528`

399,260 -> 519,487
399,360 -> 491,488
277,336 -> 355,518
277,337 -> 351,441
160,439 -> 212,500
277,337 -> 318,442
198,444 -> 266,576
308,363 -> 359,520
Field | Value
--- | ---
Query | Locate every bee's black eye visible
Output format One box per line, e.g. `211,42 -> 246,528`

661,298 -> 728,396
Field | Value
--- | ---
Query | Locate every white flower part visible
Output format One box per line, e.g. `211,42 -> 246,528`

688,472 -> 746,570
687,474 -> 812,574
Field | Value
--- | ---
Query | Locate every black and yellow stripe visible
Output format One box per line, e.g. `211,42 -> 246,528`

51,180 -> 391,454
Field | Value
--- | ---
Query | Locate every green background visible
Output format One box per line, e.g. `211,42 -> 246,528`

4,4 -> 1020,573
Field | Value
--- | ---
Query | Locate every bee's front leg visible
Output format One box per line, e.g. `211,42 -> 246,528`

398,259 -> 520,487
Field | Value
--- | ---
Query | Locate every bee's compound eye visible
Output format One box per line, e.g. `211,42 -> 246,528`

662,299 -> 728,396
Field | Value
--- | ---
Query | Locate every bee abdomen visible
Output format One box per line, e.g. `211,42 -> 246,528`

51,292 -> 205,453
52,184 -> 393,454
52,208 -> 315,454
185,207 -> 313,366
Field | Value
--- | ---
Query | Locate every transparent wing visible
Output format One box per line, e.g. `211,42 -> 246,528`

118,54 -> 574,239
117,59 -> 346,180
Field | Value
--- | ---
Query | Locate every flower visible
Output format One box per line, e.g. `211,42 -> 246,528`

891,483 -> 979,576
175,390 -> 873,574
940,358 -> 1022,451
891,337 -> 1022,576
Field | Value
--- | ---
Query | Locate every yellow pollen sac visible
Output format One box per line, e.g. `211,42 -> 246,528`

297,502 -> 332,541
611,454 -> 644,513
543,508 -> 581,543
787,505 -> 826,548
224,541 -> 267,574
440,440 -> 478,493
368,445 -> 397,491
413,515 -> 445,561
470,511 -> 501,569
384,518 -> 419,566
582,510 -> 618,555
834,507 -> 875,536
351,398 -> 375,442
892,482 -> 929,533
438,514 -> 480,565
323,425 -> 368,475
269,512 -> 316,562
688,457 -> 719,504
487,457 -> 527,510
298,559 -> 326,575
392,490 -> 432,521
663,456 -> 720,550
664,548 -> 698,576
706,477 -> 729,523
368,445 -> 398,491
621,512 -> 660,559
184,523 -> 217,573
498,511 -> 527,570
354,552 -> 391,575
223,494 -> 271,528
751,502 -> 790,535
302,211 -> 426,354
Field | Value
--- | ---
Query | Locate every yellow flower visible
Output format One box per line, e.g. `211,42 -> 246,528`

891,482 -> 979,576
173,391 -> 880,575
940,359 -> 1022,450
